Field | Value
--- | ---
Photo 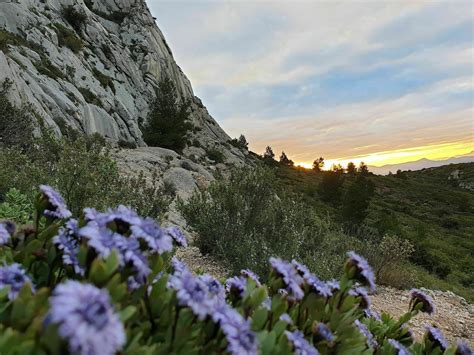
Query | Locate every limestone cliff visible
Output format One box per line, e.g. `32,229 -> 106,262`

0,0 -> 245,164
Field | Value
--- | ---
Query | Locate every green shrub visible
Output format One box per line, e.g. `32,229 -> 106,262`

62,6 -> 87,33
78,87 -> 102,107
180,166 -> 332,276
84,0 -> 128,24
0,80 -> 34,149
206,147 -> 225,163
35,57 -> 65,80
0,188 -> 33,224
54,23 -> 83,53
0,133 -> 171,219
141,77 -> 193,152
0,30 -> 27,53
92,68 -> 115,93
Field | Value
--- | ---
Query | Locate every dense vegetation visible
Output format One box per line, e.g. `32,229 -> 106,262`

275,162 -> 474,301
141,77 -> 193,152
180,166 -> 415,289
0,186 -> 469,354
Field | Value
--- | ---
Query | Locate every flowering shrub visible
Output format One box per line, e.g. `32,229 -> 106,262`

0,186 -> 470,354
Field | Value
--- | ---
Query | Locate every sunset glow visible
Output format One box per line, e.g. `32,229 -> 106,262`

296,139 -> 474,170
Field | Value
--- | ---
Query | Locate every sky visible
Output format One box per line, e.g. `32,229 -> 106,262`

147,0 -> 474,168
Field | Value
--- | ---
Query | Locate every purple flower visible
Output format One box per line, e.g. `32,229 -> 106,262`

226,276 -> 247,298
425,326 -> 448,351
79,224 -> 122,258
171,256 -> 188,274
280,313 -> 293,324
409,289 -> 435,315
313,323 -> 335,343
241,269 -> 261,286
354,320 -> 378,348
167,268 -> 215,320
0,221 -> 14,245
364,309 -> 381,321
325,279 -> 340,292
455,340 -> 473,355
49,281 -> 125,355
388,339 -> 411,355
131,218 -> 173,254
164,226 -> 188,247
212,303 -> 258,355
307,275 -> 333,298
349,287 -> 371,309
199,274 -> 225,300
346,252 -> 376,292
285,330 -> 319,355
53,219 -> 84,276
270,258 -> 304,300
0,263 -> 34,300
292,260 -> 312,280
39,185 -> 72,219
115,237 -> 151,286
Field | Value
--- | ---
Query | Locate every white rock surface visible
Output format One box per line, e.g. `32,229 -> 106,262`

0,0 -> 247,164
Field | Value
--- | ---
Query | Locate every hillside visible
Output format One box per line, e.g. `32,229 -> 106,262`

276,162 -> 474,301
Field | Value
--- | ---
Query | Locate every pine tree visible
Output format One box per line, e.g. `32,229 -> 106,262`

312,157 -> 325,172
141,77 -> 193,152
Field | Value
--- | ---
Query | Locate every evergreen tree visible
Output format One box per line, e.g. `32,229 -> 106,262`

141,77 -> 193,152
263,146 -> 275,161
238,134 -> 248,150
358,161 -> 369,176
279,151 -> 294,167
341,175 -> 375,225
312,157 -> 325,172
347,162 -> 357,175
318,167 -> 345,203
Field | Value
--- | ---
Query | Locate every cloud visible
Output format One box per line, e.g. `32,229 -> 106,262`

147,0 -> 473,165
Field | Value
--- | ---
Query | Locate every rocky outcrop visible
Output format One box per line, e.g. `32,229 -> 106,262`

0,0 -> 246,164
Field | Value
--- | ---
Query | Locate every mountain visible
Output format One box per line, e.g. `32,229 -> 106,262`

0,0 -> 245,164
368,153 -> 474,175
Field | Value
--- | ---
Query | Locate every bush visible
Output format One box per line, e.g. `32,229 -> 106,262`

78,87 -> 103,107
62,6 -> 87,33
0,132 -> 171,219
92,68 -> 115,93
0,187 -> 466,354
53,23 -> 83,53
206,147 -> 225,164
0,188 -> 33,224
180,166 -> 337,277
35,57 -> 65,80
0,30 -> 27,53
141,77 -> 193,152
0,80 -> 34,149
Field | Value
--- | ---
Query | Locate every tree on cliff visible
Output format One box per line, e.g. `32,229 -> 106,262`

141,77 -> 193,152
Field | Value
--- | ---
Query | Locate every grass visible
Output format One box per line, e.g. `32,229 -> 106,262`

275,162 -> 474,301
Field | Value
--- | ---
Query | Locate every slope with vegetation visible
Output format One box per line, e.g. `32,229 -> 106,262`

274,161 -> 474,301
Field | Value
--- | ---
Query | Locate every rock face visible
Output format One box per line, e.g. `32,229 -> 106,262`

0,0 -> 246,164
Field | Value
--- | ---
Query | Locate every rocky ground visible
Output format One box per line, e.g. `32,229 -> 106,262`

372,287 -> 473,347
176,238 -> 474,347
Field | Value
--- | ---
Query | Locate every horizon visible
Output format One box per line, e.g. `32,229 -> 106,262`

148,0 -> 473,169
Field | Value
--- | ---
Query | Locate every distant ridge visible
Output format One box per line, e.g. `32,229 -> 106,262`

369,152 -> 474,175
